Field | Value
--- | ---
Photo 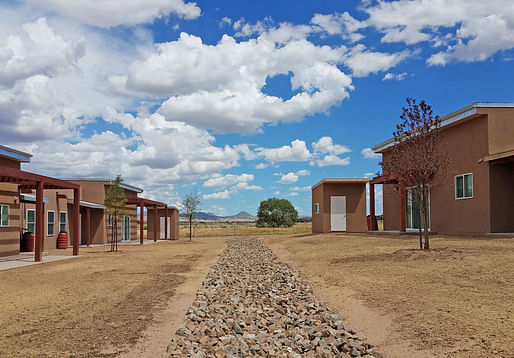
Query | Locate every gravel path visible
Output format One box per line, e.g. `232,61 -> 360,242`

167,238 -> 379,357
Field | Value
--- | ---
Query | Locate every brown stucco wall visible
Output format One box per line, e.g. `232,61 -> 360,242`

0,183 -> 21,257
479,107 -> 514,156
0,157 -> 21,169
489,164 -> 514,232
381,113 -> 498,234
147,208 -> 180,240
312,181 -> 368,233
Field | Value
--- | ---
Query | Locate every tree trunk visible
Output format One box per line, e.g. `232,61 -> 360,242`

189,215 -> 192,242
418,208 -> 423,250
422,187 -> 430,250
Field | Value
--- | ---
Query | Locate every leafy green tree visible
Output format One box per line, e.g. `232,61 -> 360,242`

182,191 -> 201,241
256,198 -> 298,228
105,175 -> 128,252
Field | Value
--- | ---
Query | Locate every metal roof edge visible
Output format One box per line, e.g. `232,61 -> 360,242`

0,145 -> 32,163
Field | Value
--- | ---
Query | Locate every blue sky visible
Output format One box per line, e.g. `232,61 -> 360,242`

1,0 -> 513,216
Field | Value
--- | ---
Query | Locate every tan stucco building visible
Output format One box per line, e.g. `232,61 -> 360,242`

370,102 -> 514,234
312,178 -> 369,233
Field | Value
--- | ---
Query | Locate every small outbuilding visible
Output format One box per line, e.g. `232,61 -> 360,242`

312,178 -> 369,233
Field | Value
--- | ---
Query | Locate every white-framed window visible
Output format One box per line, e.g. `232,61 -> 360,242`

1,205 -> 9,227
60,211 -> 67,233
27,209 -> 36,233
455,173 -> 473,199
314,203 -> 320,214
47,210 -> 55,236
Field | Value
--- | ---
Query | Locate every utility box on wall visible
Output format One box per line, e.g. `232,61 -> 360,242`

312,178 -> 369,233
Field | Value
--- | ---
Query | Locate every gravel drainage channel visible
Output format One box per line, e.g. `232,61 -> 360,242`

167,237 -> 380,357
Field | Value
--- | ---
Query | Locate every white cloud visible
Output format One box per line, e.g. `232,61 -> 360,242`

203,190 -> 230,200
278,169 -> 310,184
311,12 -> 365,42
312,136 -> 351,156
286,192 -> 299,197
310,155 -> 350,167
31,0 -> 201,28
220,17 -> 232,27
290,186 -> 311,191
361,147 -> 381,159
255,163 -> 268,169
342,44 -> 410,77
232,182 -> 263,191
203,173 -> 254,188
382,72 -> 408,81
256,139 -> 311,163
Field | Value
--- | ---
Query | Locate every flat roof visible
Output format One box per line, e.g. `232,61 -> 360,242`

65,178 -> 143,193
372,102 -> 514,153
0,145 -> 32,163
312,178 -> 369,190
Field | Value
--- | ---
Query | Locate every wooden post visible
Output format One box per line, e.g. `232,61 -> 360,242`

398,182 -> 406,232
139,200 -> 144,244
164,206 -> 168,240
153,205 -> 158,242
73,188 -> 80,256
369,183 -> 376,231
35,181 -> 44,262
86,207 -> 91,247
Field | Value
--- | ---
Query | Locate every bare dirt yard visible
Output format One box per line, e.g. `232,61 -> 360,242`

0,237 -> 227,358
265,233 -> 514,358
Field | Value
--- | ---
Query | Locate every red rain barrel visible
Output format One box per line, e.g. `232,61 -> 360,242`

57,232 -> 69,249
21,232 -> 35,252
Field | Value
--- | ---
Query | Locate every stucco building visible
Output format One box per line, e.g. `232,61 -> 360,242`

312,178 -> 369,233
369,102 -> 514,234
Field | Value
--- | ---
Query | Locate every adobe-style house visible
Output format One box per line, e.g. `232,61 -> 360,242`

369,103 -> 514,234
312,178 -> 369,233
0,145 -> 81,261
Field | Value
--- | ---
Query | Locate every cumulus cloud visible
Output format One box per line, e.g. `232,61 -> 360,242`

277,169 -> 310,184
290,186 -> 311,191
256,139 -> 311,163
255,163 -> 268,169
311,12 -> 365,42
203,190 -> 230,200
203,173 -> 254,188
311,155 -> 350,167
342,44 -> 410,77
361,147 -> 381,159
309,136 -> 351,167
31,0 -> 201,28
383,72 -> 408,81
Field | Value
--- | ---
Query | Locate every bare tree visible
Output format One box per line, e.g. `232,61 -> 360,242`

182,191 -> 200,242
105,175 -> 128,252
386,98 -> 449,250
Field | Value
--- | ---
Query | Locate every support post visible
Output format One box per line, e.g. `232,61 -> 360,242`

153,205 -> 158,242
139,200 -> 144,244
86,207 -> 91,247
73,188 -> 80,256
369,183 -> 376,231
164,206 -> 168,240
398,182 -> 406,233
35,181 -> 44,262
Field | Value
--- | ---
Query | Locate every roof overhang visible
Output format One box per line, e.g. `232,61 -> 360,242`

21,194 -> 49,204
126,197 -> 167,207
483,148 -> 514,165
0,166 -> 80,190
66,199 -> 105,209
0,145 -> 32,163
312,178 -> 369,190
372,102 -> 514,153
63,178 -> 143,194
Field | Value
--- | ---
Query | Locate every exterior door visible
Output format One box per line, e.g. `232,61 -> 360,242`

159,217 -> 171,239
121,216 -> 130,241
406,188 -> 430,230
330,196 -> 347,232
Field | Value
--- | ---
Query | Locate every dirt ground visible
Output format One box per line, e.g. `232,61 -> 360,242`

179,222 -> 312,238
265,234 -> 514,358
0,237 -> 227,358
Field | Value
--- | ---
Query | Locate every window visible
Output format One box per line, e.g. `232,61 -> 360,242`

314,203 -> 320,214
1,205 -> 9,227
107,213 -> 113,226
60,211 -> 67,233
455,173 -> 473,199
47,211 -> 55,236
27,209 -> 35,233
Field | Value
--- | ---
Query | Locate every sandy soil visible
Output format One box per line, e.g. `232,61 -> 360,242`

265,234 -> 514,358
0,237 -> 227,358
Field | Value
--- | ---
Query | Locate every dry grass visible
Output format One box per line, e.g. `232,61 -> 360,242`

0,238 -> 227,358
265,234 -> 514,358
179,222 -> 311,238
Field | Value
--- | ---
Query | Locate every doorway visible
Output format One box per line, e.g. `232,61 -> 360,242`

330,196 -> 347,232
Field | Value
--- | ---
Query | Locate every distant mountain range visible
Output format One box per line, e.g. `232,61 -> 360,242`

179,211 -> 257,221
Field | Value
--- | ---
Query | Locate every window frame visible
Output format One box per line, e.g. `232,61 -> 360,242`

0,205 -> 9,227
59,211 -> 67,233
47,210 -> 55,236
314,203 -> 320,214
455,173 -> 473,200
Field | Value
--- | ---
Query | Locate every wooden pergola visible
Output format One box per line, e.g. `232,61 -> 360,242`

126,197 -> 168,243
369,173 -> 406,232
0,166 -> 80,261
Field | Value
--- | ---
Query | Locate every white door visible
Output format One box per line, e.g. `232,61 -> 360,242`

330,196 -> 347,232
160,217 -> 172,239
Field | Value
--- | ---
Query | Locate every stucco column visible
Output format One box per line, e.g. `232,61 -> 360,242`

154,205 -> 158,242
35,181 -> 44,262
86,207 -> 91,247
398,182 -> 406,232
139,200 -> 144,244
72,188 -> 80,256
164,206 -> 168,240
369,183 -> 376,231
